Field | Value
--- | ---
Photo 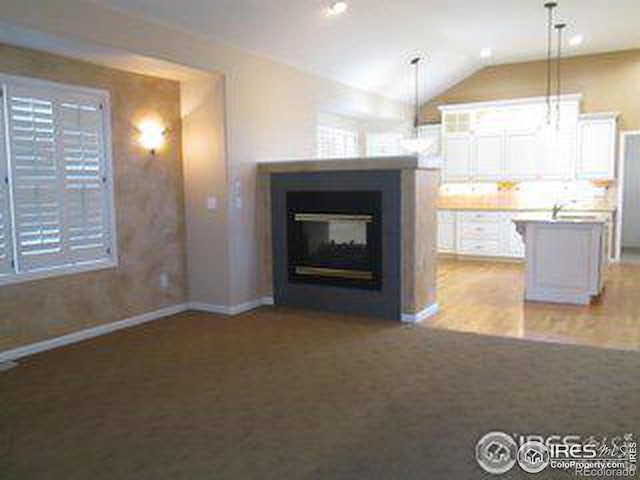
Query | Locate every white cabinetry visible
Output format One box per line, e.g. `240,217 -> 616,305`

437,210 -> 524,259
437,96 -> 619,183
503,212 -> 525,257
457,211 -> 502,256
474,134 -> 503,180
504,132 -> 539,180
443,136 -> 472,181
437,209 -> 611,262
576,113 -> 618,180
516,218 -> 607,305
437,210 -> 456,252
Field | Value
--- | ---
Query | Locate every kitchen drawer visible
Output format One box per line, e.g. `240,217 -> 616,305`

459,238 -> 501,256
458,211 -> 502,223
459,221 -> 500,239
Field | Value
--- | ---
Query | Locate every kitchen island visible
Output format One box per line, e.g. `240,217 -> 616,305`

514,213 -> 608,305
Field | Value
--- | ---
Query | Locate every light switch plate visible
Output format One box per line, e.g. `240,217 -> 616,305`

207,196 -> 217,211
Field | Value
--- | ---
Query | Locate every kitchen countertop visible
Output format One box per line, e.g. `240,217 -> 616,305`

437,194 -> 616,213
513,212 -> 609,224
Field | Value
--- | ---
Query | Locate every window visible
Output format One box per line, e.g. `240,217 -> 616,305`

0,74 -> 116,285
317,125 -> 359,159
366,132 -> 403,157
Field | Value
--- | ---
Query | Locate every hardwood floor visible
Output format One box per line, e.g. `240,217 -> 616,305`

429,258 -> 640,351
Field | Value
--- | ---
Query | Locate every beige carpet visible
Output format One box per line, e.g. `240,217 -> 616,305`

1,308 -> 639,479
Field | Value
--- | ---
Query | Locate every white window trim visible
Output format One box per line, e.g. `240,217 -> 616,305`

0,259 -> 117,287
0,73 -> 118,287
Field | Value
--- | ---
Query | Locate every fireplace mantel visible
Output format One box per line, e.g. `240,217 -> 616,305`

257,155 -> 437,174
257,156 -> 440,323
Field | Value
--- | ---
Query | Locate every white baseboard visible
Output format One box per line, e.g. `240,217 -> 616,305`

0,303 -> 189,363
188,296 -> 274,316
2,295 -> 422,363
187,302 -> 230,315
0,296 -> 277,363
0,361 -> 19,372
401,303 -> 439,324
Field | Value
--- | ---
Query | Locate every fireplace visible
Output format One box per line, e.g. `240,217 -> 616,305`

270,170 -> 402,320
287,191 -> 382,290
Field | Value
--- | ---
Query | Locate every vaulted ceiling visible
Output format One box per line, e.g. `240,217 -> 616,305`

88,0 -> 640,102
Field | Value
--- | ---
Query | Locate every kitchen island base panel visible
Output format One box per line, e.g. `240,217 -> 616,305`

515,217 -> 607,306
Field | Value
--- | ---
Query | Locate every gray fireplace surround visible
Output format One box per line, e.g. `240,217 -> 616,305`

270,170 -> 402,320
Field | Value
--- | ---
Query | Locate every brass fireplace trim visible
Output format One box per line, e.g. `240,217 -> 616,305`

295,266 -> 374,280
294,213 -> 373,223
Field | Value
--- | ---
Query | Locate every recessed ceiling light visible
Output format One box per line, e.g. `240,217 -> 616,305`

328,1 -> 348,15
480,48 -> 493,59
569,34 -> 584,46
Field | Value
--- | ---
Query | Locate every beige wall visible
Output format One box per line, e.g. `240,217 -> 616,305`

422,49 -> 640,130
181,75 -> 232,306
0,0 -> 412,309
0,43 -> 187,351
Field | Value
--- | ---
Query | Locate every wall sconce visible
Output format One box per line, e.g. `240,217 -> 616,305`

139,120 -> 166,155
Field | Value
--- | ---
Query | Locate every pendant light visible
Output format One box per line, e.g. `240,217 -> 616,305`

555,22 -> 567,130
544,2 -> 558,126
400,56 -> 435,155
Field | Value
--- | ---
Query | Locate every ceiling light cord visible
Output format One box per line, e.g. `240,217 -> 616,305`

544,2 -> 557,126
555,23 -> 567,130
411,56 -> 421,133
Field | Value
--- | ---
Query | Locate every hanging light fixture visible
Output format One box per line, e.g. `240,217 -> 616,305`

544,2 -> 558,126
555,22 -> 567,130
400,56 -> 435,155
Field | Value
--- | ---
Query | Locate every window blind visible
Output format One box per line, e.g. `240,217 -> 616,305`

59,94 -> 110,263
7,85 -> 63,271
0,75 -> 115,283
0,89 -> 12,276
317,126 -> 359,159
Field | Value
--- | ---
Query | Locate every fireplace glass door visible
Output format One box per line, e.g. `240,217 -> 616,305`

287,191 -> 382,290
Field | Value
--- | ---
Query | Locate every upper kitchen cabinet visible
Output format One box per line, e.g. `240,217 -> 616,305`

437,95 -> 597,183
443,111 -> 472,135
576,113 -> 619,180
505,132 -> 539,179
473,106 -> 506,180
442,111 -> 472,181
475,133 -> 504,180
443,135 -> 472,181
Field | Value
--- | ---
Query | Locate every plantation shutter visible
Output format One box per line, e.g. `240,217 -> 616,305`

317,126 -> 360,159
6,83 -> 65,272
0,87 -> 14,276
59,93 -> 111,264
5,81 -> 113,273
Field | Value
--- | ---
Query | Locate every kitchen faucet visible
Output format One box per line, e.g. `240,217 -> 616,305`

552,199 -> 578,219
552,203 -> 564,219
